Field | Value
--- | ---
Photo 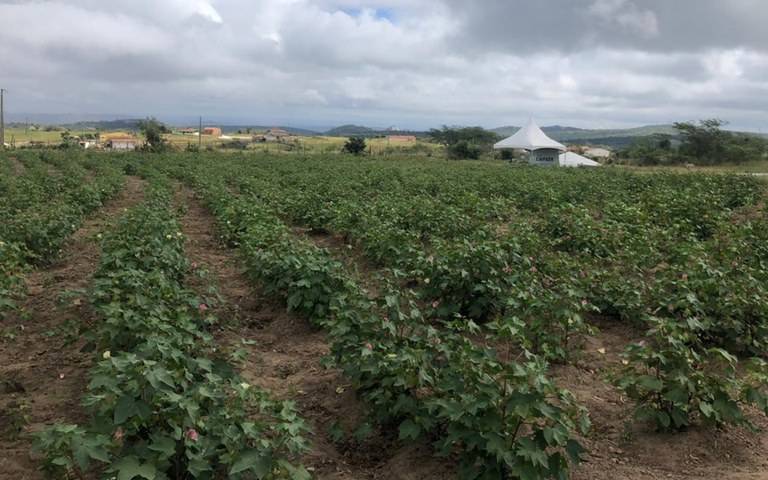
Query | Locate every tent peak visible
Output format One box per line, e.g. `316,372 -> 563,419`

493,119 -> 566,152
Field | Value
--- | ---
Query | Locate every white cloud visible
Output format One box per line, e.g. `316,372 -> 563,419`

0,0 -> 766,130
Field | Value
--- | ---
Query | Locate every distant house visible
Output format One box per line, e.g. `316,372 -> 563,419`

388,135 -> 417,143
267,128 -> 291,138
584,147 -> 612,159
202,127 -> 222,136
177,128 -> 197,135
107,136 -> 138,150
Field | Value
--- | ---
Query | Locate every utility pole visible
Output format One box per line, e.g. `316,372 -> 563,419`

1,89 -> 5,151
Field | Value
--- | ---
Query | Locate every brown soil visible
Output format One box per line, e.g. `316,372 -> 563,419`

0,176 -> 146,480
560,318 -> 768,480
175,188 -> 452,479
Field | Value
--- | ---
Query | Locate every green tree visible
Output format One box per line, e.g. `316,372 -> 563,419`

342,136 -> 367,155
58,131 -> 79,149
621,133 -> 674,165
674,119 -> 767,164
674,119 -> 730,165
138,117 -> 170,152
427,125 -> 499,159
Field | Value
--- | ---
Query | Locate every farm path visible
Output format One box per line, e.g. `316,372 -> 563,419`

7,156 -> 25,176
0,175 -> 147,480
174,186 -> 452,480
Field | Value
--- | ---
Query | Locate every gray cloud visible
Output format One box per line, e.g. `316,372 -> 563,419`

0,0 -> 766,130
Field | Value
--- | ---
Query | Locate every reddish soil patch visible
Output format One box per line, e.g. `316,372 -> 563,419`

0,176 -> 146,479
175,188 -> 452,479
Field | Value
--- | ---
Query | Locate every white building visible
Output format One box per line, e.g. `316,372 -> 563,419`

494,119 -> 600,167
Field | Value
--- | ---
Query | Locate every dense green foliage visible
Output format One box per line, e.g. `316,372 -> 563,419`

622,119 -> 767,165
427,126 -> 500,159
134,152 -> 767,475
5,149 -> 768,478
32,170 -> 310,479
138,117 -> 171,152
342,136 -> 367,155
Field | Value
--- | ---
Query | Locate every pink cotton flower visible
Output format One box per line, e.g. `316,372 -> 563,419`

638,340 -> 646,347
579,270 -> 586,278
682,274 -> 688,281
199,304 -> 208,312
432,300 -> 440,309
113,428 -> 123,441
530,266 -> 537,273
503,264 -> 512,274
186,428 -> 199,442
365,343 -> 373,350
191,262 -> 198,269
581,299 -> 589,306
435,338 -> 442,346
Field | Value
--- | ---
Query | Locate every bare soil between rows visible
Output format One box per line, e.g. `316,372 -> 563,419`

0,176 -> 146,480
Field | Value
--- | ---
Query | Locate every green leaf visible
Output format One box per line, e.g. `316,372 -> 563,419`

566,439 -> 584,466
398,419 -> 420,441
148,435 -> 176,459
112,456 -> 157,480
699,401 -> 715,419
114,396 -> 136,424
656,411 -> 671,429
670,408 -> 688,428
636,375 -> 664,392
229,449 -> 272,477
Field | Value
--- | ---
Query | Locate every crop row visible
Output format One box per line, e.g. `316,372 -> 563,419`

162,163 -> 591,480
0,151 -> 125,321
165,153 -> 768,434
33,175 -> 311,480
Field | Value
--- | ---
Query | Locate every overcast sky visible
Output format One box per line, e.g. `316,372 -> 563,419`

1,0 -> 767,130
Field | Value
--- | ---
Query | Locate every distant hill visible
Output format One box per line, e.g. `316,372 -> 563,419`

212,125 -> 319,135
490,124 -> 679,150
491,124 -> 677,140
323,124 -> 427,138
323,124 -> 376,136
64,119 -> 144,131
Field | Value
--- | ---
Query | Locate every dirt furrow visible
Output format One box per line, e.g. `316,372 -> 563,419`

7,156 -> 25,176
0,175 -> 146,480
176,186 -> 430,479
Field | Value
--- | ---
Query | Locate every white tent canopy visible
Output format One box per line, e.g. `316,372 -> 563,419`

493,119 -> 566,151
559,151 -> 601,167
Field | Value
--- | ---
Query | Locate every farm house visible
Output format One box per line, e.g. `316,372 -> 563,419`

202,127 -> 222,136
494,119 -> 600,167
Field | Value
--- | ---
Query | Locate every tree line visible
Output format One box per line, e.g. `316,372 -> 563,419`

621,119 -> 767,165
